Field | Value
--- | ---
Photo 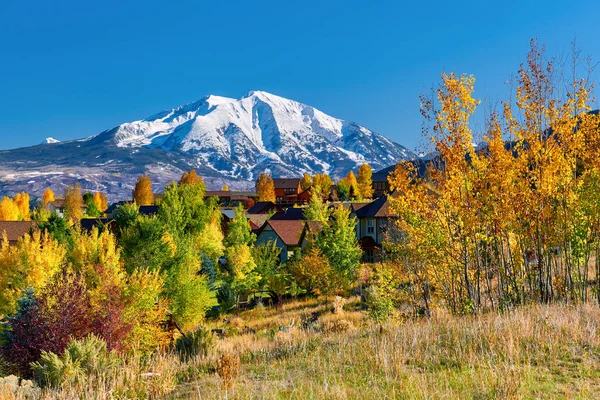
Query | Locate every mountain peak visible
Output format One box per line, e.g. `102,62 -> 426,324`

0,91 -> 415,199
44,137 -> 60,144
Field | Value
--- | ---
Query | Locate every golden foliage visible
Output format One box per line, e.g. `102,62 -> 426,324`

255,173 -> 275,203
0,196 -> 20,221
179,169 -> 203,186
133,175 -> 154,206
357,164 -> 373,199
64,184 -> 84,221
13,192 -> 31,221
42,188 -> 55,208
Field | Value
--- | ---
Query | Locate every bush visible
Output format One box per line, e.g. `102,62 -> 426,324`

0,375 -> 40,399
174,326 -> 216,361
30,335 -> 115,388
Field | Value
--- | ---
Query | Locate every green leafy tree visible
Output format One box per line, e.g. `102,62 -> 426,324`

120,216 -> 172,274
252,241 -> 281,298
115,202 -> 140,232
317,205 -> 362,287
337,181 -> 350,201
83,192 -> 101,218
303,188 -> 331,223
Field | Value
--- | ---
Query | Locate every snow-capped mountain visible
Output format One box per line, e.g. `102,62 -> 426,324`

0,91 -> 414,199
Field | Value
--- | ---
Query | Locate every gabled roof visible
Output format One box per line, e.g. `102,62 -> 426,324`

49,199 -> 66,208
261,220 -> 305,246
247,214 -> 269,232
270,207 -> 305,221
273,178 -> 301,189
105,201 -> 131,214
247,201 -> 279,214
0,221 -> 37,245
354,196 -> 395,218
80,218 -> 111,232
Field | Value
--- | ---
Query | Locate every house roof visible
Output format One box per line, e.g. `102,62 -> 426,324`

273,178 -> 301,189
270,207 -> 305,221
304,221 -> 324,235
263,220 -> 305,246
220,208 -> 237,220
354,196 -> 395,218
105,201 -> 130,214
80,218 -> 110,232
247,214 -> 269,231
50,199 -> 66,208
247,202 -> 278,214
0,221 -> 37,245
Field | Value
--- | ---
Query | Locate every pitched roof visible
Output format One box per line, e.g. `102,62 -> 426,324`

354,196 -> 395,218
0,221 -> 37,245
49,199 -> 66,208
304,221 -> 324,234
264,220 -> 305,246
80,218 -> 110,232
270,207 -> 305,221
247,214 -> 269,231
247,201 -> 278,214
273,178 -> 301,189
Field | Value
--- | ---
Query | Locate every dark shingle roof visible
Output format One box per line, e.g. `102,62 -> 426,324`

270,208 -> 305,221
273,178 -> 301,189
0,221 -> 37,245
354,196 -> 395,218
247,202 -> 278,214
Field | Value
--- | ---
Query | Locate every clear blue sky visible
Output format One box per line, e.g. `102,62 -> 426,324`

0,0 -> 598,151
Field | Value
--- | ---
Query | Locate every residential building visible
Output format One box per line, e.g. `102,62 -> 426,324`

273,178 -> 302,205
47,199 -> 86,218
255,219 -> 305,262
0,221 -> 37,247
352,196 -> 396,262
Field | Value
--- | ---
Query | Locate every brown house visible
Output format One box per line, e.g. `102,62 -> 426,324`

0,221 -> 38,247
273,178 -> 302,205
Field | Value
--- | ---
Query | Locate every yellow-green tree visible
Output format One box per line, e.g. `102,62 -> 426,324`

300,172 -> 313,191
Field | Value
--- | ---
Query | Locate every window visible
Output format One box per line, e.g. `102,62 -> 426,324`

367,219 -> 375,234
290,188 -> 296,194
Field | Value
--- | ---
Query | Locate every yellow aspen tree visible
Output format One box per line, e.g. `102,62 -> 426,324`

313,174 -> 333,198
357,164 -> 374,199
300,172 -> 313,191
222,184 -> 229,191
133,175 -> 154,206
0,197 -> 20,221
42,188 -> 55,208
13,193 -> 31,221
255,173 -> 275,203
179,169 -> 203,185
64,184 -> 84,221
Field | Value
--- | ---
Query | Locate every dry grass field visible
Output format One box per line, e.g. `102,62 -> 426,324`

5,297 -> 600,399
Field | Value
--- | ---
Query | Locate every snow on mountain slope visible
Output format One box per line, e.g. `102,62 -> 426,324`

107,90 -> 414,180
0,91 -> 415,199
